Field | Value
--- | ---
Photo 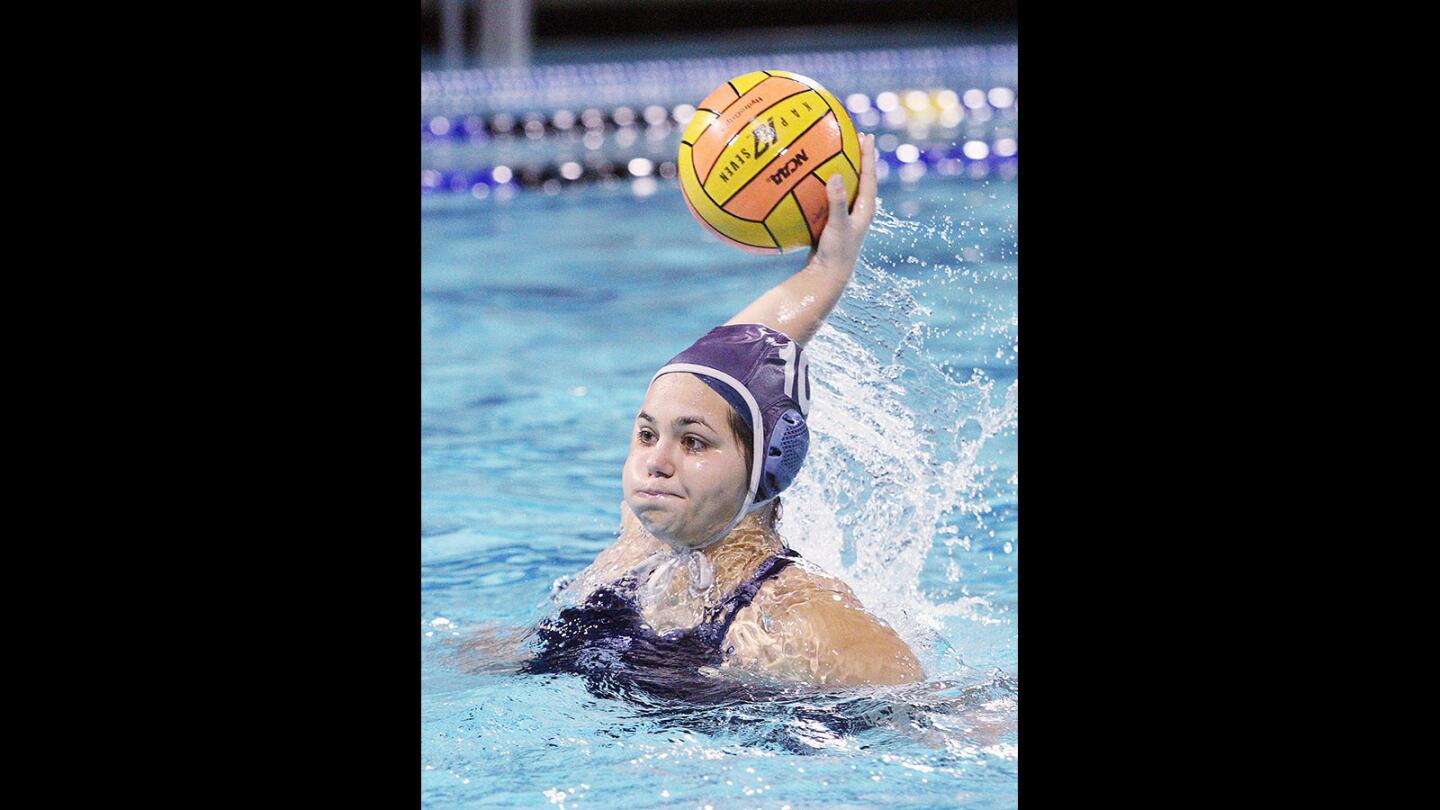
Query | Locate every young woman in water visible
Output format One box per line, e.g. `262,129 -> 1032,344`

523,132 -> 925,692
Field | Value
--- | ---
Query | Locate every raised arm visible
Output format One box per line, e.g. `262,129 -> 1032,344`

724,132 -> 879,347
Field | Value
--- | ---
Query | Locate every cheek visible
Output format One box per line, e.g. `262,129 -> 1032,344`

621,450 -> 643,485
622,446 -> 645,472
688,455 -> 746,499
687,457 -> 716,485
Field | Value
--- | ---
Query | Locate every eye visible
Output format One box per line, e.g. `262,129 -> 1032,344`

683,436 -> 708,452
636,427 -> 656,443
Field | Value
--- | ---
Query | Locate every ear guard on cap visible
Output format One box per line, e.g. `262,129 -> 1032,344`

758,408 -> 809,503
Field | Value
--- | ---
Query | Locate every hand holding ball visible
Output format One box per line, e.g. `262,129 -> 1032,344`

678,70 -> 861,254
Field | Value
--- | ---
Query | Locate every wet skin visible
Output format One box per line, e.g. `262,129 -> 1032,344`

622,372 -> 751,550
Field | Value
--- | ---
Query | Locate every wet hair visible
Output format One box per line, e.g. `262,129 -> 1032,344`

724,407 -> 782,533
726,406 -> 755,475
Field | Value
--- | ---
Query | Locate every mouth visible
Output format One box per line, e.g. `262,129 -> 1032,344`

636,489 -> 682,499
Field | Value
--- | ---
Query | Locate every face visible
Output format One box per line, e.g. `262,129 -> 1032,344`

622,373 -> 752,549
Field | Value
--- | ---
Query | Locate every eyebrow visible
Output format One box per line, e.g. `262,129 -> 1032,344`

637,411 -> 717,431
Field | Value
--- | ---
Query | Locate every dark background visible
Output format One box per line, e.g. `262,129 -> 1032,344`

149,2 -> 1260,804
420,0 -> 1017,49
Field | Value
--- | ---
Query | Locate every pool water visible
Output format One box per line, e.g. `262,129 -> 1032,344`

422,173 -> 1017,808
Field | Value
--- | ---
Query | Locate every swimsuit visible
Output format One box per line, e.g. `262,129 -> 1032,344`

523,547 -> 801,703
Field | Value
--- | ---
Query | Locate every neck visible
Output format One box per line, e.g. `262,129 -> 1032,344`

627,506 -> 783,633
692,506 -> 782,592
622,504 -> 784,631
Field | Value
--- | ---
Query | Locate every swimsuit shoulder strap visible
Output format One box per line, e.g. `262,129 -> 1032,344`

712,547 -> 802,641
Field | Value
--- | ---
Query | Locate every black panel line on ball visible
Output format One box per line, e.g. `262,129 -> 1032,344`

761,220 -> 781,250
798,190 -> 817,250
690,89 -> 817,161
709,109 -> 837,209
685,143 -> 703,194
697,169 -> 762,223
690,142 -> 768,227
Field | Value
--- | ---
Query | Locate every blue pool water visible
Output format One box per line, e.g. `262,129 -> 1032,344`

422,172 -> 1017,808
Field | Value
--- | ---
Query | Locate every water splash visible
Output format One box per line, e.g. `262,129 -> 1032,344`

423,178 -> 1020,810
779,198 -> 1018,675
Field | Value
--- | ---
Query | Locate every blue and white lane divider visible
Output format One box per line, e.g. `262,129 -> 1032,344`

421,142 -> 1017,195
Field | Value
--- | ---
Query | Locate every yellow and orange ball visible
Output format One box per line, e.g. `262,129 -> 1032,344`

678,70 -> 860,254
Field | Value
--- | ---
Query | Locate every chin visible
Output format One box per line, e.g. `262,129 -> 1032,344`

628,501 -> 672,532
631,510 -> 694,549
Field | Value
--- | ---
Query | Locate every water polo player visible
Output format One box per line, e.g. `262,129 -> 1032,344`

523,133 -> 924,693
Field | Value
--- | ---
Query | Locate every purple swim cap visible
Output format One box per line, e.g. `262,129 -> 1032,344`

652,323 -> 812,543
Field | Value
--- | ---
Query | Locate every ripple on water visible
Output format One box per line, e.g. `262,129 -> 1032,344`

422,175 -> 1018,809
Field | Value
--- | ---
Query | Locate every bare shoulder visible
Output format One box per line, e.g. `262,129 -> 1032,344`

723,560 -> 925,686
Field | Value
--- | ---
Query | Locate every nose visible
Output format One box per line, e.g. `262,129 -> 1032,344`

644,437 -> 676,478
